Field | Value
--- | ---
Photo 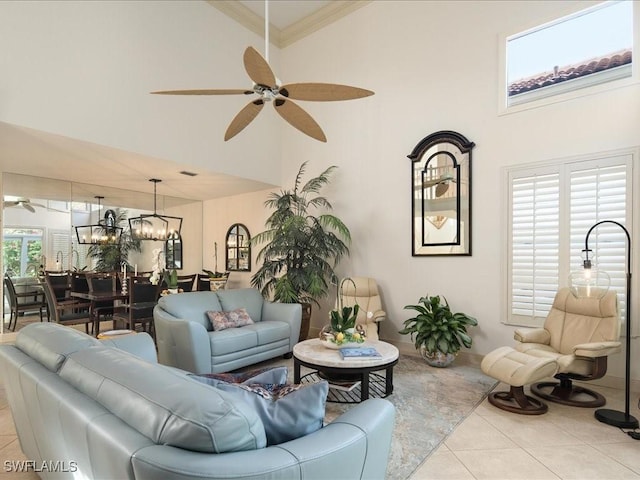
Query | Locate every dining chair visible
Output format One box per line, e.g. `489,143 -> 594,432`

177,274 -> 196,292
197,274 -> 211,291
113,276 -> 160,337
3,274 -> 46,331
86,272 -> 117,335
43,271 -> 71,302
43,275 -> 93,334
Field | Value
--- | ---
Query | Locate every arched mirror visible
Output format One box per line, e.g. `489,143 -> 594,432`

408,130 -> 474,256
165,232 -> 183,269
226,223 -> 251,271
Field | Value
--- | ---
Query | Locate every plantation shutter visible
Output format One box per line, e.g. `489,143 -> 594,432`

507,153 -> 632,327
509,171 -> 560,325
569,158 -> 630,319
49,229 -> 71,270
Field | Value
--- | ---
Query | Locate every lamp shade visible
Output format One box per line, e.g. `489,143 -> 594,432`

568,267 -> 610,299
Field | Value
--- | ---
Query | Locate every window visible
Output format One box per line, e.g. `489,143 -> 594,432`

503,1 -> 633,109
506,152 -> 633,327
3,228 -> 44,277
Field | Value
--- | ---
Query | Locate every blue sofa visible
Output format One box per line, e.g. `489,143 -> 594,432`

154,289 -> 301,373
0,323 -> 396,480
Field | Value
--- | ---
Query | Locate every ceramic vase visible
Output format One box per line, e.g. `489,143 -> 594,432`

420,347 -> 456,367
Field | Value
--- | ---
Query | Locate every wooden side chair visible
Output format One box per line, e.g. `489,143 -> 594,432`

86,272 -> 117,336
3,274 -> 46,331
43,274 -> 93,334
176,274 -> 196,292
113,276 -> 160,337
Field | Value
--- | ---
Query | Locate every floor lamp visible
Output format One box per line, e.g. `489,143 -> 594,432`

569,220 -> 638,429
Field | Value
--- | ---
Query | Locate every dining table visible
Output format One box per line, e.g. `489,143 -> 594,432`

70,290 -> 129,334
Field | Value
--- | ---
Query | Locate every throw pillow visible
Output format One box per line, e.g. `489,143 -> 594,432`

215,380 -> 329,445
190,366 -> 288,388
207,308 -> 255,331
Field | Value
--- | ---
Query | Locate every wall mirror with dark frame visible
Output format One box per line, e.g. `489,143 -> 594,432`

408,130 -> 474,256
225,223 -> 251,271
165,232 -> 183,270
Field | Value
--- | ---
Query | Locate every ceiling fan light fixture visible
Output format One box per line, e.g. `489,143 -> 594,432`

128,179 -> 183,241
74,196 -> 123,245
151,2 -> 374,142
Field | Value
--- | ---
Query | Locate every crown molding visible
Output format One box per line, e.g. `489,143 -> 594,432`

207,1 -> 371,48
207,0 -> 282,47
279,1 -> 371,47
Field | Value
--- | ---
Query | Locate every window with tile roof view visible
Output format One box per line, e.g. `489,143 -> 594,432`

506,1 -> 632,107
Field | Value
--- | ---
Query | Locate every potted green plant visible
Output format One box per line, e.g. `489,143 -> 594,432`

399,295 -> 478,367
163,268 -> 179,293
251,161 -> 351,342
320,278 -> 366,347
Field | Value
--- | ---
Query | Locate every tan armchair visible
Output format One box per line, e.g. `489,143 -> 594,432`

514,287 -> 621,407
337,277 -> 386,341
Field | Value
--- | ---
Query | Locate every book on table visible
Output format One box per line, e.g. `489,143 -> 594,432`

339,347 -> 382,359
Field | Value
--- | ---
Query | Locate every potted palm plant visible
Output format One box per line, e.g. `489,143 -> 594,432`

87,208 -> 141,272
399,294 -> 478,367
251,162 -> 351,342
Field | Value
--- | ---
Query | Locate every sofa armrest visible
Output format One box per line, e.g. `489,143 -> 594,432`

573,341 -> 622,358
514,328 -> 550,345
153,306 -> 212,374
100,332 -> 158,364
131,398 -> 395,480
262,301 -> 302,352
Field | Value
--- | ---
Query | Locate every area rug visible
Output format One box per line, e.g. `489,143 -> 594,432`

252,353 -> 497,480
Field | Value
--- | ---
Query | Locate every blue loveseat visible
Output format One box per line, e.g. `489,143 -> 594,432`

0,323 -> 396,479
154,288 -> 301,374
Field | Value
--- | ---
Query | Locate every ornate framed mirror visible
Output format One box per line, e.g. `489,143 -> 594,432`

225,223 -> 251,271
408,130 -> 474,256
165,232 -> 183,269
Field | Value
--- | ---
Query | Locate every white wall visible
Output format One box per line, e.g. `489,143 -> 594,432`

207,1 -> 640,385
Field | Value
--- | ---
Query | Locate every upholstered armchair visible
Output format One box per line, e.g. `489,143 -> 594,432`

337,277 -> 386,341
514,287 -> 621,407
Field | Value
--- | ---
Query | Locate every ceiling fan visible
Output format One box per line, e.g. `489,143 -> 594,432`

3,197 -> 66,213
151,1 -> 374,142
423,174 -> 455,197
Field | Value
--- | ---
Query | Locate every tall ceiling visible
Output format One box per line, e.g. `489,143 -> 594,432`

0,1 -> 370,203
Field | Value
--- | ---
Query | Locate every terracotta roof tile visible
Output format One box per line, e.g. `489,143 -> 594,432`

508,49 -> 632,96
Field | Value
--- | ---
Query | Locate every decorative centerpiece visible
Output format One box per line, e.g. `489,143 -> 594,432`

163,268 -> 180,294
320,278 -> 367,349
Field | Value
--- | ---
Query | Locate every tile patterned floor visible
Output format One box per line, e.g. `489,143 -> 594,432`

412,381 -> 640,480
1,330 -> 639,479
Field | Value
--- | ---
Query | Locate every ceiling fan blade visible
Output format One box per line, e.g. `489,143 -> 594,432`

423,179 -> 442,188
279,83 -> 374,101
435,183 -> 450,198
22,203 -> 36,213
151,89 -> 253,95
273,99 -> 327,142
224,99 -> 265,141
243,47 -> 276,88
3,201 -> 19,208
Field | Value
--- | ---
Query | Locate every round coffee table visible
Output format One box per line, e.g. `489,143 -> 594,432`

293,339 -> 399,403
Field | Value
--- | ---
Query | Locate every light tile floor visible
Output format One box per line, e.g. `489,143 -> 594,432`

412,381 -> 640,480
1,329 -> 639,479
